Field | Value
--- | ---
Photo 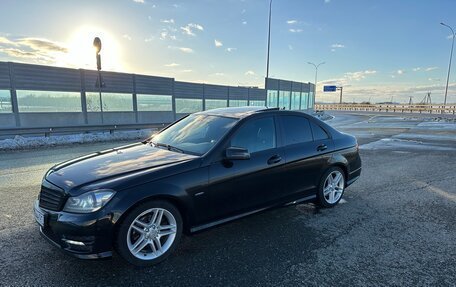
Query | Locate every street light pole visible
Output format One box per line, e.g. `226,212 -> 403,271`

307,62 -> 325,106
266,0 -> 273,79
441,22 -> 455,107
93,37 -> 104,124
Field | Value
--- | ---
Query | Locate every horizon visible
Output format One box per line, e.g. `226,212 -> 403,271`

0,0 -> 455,104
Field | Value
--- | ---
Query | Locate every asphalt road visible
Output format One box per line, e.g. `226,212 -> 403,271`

0,112 -> 455,286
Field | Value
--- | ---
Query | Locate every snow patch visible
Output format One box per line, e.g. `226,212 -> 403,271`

360,138 -> 456,151
0,130 -> 156,151
313,111 -> 334,121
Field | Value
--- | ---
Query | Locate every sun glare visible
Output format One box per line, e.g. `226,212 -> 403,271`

59,26 -> 124,71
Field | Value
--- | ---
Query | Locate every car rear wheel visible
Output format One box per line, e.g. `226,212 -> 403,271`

317,167 -> 345,208
115,200 -> 182,267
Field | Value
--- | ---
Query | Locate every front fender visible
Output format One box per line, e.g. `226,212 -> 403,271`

108,166 -> 209,232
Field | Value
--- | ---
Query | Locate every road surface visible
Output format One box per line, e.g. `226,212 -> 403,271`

0,112 -> 455,286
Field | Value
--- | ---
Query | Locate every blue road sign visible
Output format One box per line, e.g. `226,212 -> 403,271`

324,85 -> 337,92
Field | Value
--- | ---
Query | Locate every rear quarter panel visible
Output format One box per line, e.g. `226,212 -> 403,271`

331,135 -> 362,184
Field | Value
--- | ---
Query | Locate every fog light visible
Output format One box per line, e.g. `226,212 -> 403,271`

63,239 -> 86,246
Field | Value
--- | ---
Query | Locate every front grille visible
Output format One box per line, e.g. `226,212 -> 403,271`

39,181 -> 66,211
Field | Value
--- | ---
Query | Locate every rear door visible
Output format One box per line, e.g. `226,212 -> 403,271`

279,115 -> 334,199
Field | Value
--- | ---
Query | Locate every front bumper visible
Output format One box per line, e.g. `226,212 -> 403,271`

34,200 -> 114,259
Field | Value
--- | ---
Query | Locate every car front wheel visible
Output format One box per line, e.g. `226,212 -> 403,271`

317,167 -> 345,208
115,200 -> 182,267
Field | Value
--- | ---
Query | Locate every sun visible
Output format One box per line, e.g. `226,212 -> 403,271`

59,25 -> 124,71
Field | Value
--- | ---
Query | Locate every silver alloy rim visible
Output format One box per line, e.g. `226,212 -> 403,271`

127,208 -> 177,260
323,170 -> 345,204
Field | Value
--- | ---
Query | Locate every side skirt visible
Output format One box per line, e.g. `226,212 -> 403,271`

190,194 -> 317,233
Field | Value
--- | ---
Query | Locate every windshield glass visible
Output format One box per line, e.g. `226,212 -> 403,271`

151,114 -> 238,155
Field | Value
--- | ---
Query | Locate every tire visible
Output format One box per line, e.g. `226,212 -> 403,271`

115,200 -> 183,267
316,167 -> 346,208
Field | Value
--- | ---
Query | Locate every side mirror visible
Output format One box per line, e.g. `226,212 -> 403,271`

225,147 -> 250,160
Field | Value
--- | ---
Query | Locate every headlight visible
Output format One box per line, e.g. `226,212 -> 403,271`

63,189 -> 116,213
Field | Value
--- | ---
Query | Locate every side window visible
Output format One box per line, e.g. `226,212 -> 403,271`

310,121 -> 329,141
231,117 -> 276,153
281,116 -> 313,145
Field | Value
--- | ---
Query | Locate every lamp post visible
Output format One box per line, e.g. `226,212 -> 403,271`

93,37 -> 104,123
266,0 -> 273,79
440,22 -> 455,108
307,61 -> 325,106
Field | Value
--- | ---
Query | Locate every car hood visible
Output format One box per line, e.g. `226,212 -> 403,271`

46,142 -> 199,190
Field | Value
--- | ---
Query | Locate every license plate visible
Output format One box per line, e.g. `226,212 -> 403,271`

34,205 -> 45,227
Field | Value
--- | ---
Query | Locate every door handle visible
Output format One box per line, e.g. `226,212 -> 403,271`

267,155 -> 282,165
317,144 -> 327,151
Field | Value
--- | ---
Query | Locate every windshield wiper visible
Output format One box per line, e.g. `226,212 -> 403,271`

150,141 -> 185,154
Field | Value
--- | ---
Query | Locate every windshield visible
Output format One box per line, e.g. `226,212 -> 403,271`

151,114 -> 238,155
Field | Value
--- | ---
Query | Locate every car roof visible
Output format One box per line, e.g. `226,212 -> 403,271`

196,106 -> 280,119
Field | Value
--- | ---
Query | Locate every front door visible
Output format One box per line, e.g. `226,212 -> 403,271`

207,115 -> 287,221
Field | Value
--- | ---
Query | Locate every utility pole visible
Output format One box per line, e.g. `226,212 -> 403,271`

266,0 -> 273,79
440,22 -> 455,108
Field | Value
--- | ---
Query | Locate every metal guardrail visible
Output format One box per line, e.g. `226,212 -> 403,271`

0,123 -> 169,138
315,104 -> 456,115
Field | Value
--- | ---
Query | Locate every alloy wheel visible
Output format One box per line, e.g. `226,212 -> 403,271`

127,208 -> 177,260
323,170 -> 345,204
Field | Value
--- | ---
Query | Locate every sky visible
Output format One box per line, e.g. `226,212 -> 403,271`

0,0 -> 455,104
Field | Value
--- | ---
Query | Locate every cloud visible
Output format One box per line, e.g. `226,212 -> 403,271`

181,69 -> 192,73
0,36 -> 18,46
160,29 -> 177,41
325,0 -> 331,3
181,23 -> 204,36
447,34 -> 455,39
344,70 -> 377,81
245,70 -> 255,76
412,67 -> 421,72
122,34 -> 132,40
242,21 -> 247,25
0,36 -> 68,65
180,26 -> 194,36
167,46 -> 194,53
287,20 -> 298,24
179,47 -> 194,53
214,72 -> 225,76
161,19 -> 175,24
397,69 -> 404,75
288,45 -> 293,50
241,9 -> 246,14
317,81 -> 456,104
18,38 -> 68,53
189,23 -> 203,31
226,47 -> 237,52
214,39 -> 223,47
289,28 -> 303,33
331,43 -> 345,48
164,63 -> 180,67
133,0 -> 145,3
0,48 -> 38,59
425,67 -> 438,71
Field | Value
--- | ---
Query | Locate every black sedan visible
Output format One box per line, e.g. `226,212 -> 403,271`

34,107 -> 361,266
